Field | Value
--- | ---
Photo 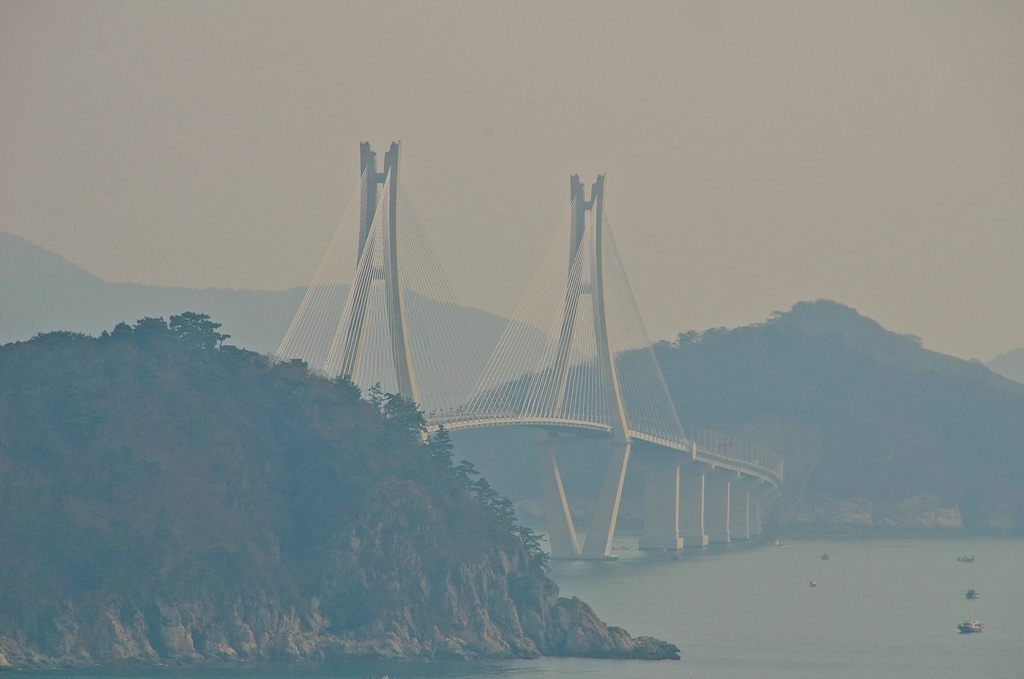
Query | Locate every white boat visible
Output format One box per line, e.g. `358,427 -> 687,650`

957,619 -> 983,633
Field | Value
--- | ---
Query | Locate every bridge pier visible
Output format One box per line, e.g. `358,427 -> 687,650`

728,486 -> 747,540
728,477 -> 761,540
581,440 -> 631,559
639,459 -> 683,551
536,434 -> 629,561
751,484 -> 779,537
747,482 -> 773,537
678,463 -> 710,548
536,442 -> 581,559
705,469 -> 739,543
749,488 -> 762,537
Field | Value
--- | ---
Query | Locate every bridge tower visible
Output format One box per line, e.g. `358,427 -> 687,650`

464,171 -> 690,559
277,142 -> 482,413
542,176 -> 631,559
328,141 -> 416,401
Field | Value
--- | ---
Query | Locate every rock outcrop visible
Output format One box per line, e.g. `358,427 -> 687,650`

0,548 -> 678,668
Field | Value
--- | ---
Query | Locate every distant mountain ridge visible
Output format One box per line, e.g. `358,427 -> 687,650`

458,301 -> 1024,536
768,300 -> 1022,393
655,300 -> 1024,534
0,232 -> 508,358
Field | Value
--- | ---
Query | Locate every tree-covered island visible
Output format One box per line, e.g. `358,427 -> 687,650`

0,314 -> 677,668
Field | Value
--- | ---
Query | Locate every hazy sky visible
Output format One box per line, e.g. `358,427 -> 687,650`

2,1 -> 1023,360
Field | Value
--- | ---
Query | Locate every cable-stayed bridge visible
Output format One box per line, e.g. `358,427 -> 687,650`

277,142 -> 783,560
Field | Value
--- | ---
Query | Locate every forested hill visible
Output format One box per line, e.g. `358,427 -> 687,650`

0,315 -> 676,669
655,300 -> 1024,534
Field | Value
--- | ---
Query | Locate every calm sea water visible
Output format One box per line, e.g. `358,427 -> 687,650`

33,537 -> 1024,679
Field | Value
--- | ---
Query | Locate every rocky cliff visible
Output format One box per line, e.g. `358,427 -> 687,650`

0,548 -> 676,668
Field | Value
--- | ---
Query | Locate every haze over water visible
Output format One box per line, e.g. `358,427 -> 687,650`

31,537 -> 1024,679
549,536 -> 1024,678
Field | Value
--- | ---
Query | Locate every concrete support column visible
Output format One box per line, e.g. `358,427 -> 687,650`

729,485 -> 749,540
749,492 -> 761,536
537,445 -> 580,559
581,440 -> 631,559
678,465 -> 709,548
756,486 -> 780,538
705,469 -> 739,544
729,478 -> 761,540
748,484 -> 768,536
639,461 -> 683,551
753,493 -> 761,536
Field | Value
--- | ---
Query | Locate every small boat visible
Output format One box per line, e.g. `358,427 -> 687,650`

957,555 -> 975,563
820,553 -> 830,561
809,581 -> 818,588
966,587 -> 980,600
957,619 -> 983,633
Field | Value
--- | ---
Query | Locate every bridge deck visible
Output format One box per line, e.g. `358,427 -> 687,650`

426,416 -> 782,487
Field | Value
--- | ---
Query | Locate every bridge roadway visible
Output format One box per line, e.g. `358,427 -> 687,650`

426,414 -> 783,559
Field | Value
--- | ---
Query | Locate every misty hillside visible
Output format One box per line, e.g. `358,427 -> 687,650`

0,316 -> 676,668
655,300 -> 1024,534
436,302 -> 1024,537
0,232 -> 508,358
987,347 -> 1024,384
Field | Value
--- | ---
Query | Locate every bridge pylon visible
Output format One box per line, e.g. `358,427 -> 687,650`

328,141 -> 415,401
276,142 -> 482,414
564,175 -> 631,560
464,174 -> 672,559
543,175 -> 632,559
